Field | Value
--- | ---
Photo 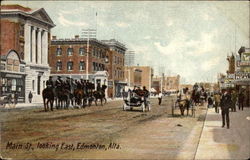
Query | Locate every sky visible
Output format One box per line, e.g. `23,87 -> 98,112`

3,1 -> 250,84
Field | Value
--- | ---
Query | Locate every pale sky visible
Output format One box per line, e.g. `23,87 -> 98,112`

3,1 -> 250,84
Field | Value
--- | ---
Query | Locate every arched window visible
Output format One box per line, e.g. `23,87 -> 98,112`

67,48 -> 73,56
79,61 -> 85,71
67,61 -> 73,71
56,61 -> 62,71
79,47 -> 85,56
56,48 -> 62,56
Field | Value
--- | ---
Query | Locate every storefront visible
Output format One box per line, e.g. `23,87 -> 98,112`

0,50 -> 26,102
114,80 -> 127,97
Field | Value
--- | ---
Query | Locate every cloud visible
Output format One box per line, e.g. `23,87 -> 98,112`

202,13 -> 214,21
115,22 -> 130,28
201,56 -> 221,71
58,13 -> 89,27
165,19 -> 174,27
143,36 -> 151,40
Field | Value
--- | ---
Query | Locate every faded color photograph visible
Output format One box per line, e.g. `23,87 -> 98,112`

0,1 -> 250,159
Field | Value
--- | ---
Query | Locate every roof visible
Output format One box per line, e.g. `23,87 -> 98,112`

1,5 -> 55,28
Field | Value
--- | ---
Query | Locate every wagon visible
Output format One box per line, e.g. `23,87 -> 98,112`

0,94 -> 15,108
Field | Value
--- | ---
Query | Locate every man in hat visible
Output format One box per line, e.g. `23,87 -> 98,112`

46,76 -> 54,89
220,90 -> 232,129
55,76 -> 63,88
65,77 -> 71,92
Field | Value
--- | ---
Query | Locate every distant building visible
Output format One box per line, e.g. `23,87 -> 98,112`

152,75 -> 180,93
124,66 -> 153,90
0,5 -> 55,103
125,50 -> 135,66
124,66 -> 142,88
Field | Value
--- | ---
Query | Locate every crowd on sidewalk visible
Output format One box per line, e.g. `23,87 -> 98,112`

206,88 -> 246,129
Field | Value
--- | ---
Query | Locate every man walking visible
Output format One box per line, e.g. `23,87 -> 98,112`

220,90 -> 232,129
238,91 -> 245,110
214,92 -> 221,113
158,91 -> 162,105
231,90 -> 237,112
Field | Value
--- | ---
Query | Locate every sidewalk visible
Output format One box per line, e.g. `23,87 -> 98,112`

195,107 -> 250,159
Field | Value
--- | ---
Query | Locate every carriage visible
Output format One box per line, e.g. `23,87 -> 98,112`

123,93 -> 151,112
0,94 -> 15,108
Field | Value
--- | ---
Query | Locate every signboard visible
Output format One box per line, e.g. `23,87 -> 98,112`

239,61 -> 250,66
235,72 -> 250,80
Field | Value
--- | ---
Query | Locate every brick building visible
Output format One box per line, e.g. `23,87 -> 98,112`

102,39 -> 127,97
49,37 -> 127,98
0,5 -> 55,103
124,66 -> 142,88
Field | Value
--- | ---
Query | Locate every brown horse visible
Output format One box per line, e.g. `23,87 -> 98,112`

74,88 -> 87,108
42,87 -> 54,112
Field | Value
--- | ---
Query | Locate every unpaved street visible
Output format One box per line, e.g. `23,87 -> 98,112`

0,96 -> 207,159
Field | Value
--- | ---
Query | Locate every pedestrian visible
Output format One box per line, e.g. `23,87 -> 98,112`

238,91 -> 245,110
14,91 -> 18,104
207,95 -> 213,108
220,90 -> 232,129
231,90 -> 237,112
214,92 -> 221,113
28,91 -> 33,103
158,91 -> 162,105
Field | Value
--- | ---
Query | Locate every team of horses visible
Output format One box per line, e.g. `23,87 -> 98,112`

42,86 -> 107,112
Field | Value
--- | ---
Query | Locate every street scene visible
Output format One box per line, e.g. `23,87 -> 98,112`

0,1 -> 250,160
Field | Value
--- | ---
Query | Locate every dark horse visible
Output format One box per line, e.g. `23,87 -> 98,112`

93,85 -> 107,106
42,87 -> 54,112
56,88 -> 70,109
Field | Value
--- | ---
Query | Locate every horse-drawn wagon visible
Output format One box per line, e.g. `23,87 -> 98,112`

0,94 -> 15,108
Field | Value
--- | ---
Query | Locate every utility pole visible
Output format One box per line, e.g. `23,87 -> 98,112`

81,29 -> 96,80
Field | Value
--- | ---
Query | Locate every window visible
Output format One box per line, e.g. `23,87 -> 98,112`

67,48 -> 73,56
93,62 -> 96,71
19,24 -> 24,37
92,48 -> 95,57
79,47 -> 85,56
56,61 -> 62,71
56,48 -> 62,56
67,61 -> 73,71
79,61 -> 85,71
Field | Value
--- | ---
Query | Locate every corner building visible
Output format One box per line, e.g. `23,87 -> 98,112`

0,5 -> 55,103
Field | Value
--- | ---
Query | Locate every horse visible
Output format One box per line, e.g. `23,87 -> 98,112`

42,87 -> 54,112
74,88 -> 88,108
93,85 -> 107,106
56,88 -> 70,109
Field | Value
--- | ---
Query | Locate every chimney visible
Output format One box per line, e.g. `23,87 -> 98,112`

52,36 -> 57,40
75,35 -> 79,39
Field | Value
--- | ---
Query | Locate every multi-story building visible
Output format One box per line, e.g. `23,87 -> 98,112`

236,46 -> 250,107
0,5 -> 55,103
49,37 -> 127,98
152,75 -> 180,93
124,66 -> 153,90
125,50 -> 135,66
49,35 -> 109,82
102,39 -> 127,97
124,66 -> 142,88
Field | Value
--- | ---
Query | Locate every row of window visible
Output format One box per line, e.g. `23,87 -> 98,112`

56,61 -> 86,71
114,70 -> 124,79
114,56 -> 124,65
55,61 -> 105,72
56,47 -> 106,58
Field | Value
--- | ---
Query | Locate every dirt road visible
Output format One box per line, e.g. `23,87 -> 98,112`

0,96 -> 207,159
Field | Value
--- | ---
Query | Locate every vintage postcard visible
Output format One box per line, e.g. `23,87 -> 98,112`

0,0 -> 250,159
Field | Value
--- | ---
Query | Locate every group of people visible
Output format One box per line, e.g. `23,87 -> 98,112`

45,76 -> 105,95
207,89 -> 245,129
